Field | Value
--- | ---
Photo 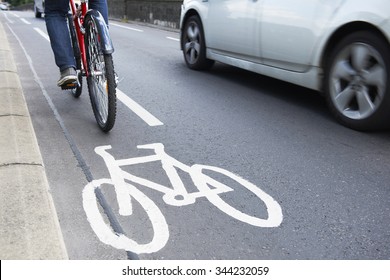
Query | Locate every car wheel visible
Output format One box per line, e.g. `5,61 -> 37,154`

324,31 -> 390,131
181,15 -> 214,70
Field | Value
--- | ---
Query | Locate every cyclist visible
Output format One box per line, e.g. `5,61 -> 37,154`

45,0 -> 109,87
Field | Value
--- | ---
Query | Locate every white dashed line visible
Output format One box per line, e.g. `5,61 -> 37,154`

20,18 -> 31,25
117,89 -> 164,127
111,23 -> 143,32
166,37 -> 179,42
34,27 -> 50,42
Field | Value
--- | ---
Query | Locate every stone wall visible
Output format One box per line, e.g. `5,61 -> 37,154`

109,0 -> 182,29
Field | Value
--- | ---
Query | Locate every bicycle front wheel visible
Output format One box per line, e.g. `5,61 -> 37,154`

84,16 -> 117,132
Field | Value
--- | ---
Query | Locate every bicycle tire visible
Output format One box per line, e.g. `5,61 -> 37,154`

82,178 -> 169,254
191,164 -> 283,228
67,12 -> 83,98
84,16 -> 117,132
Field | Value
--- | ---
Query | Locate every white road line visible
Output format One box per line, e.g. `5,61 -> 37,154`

34,27 -> 50,42
3,13 -> 14,24
20,18 -> 31,25
167,37 -> 179,42
111,23 -> 143,32
117,89 -> 164,127
10,12 -> 20,18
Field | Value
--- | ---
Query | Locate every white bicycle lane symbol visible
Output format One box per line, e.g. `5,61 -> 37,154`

82,143 -> 283,254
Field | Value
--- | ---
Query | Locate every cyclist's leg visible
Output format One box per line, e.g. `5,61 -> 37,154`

89,0 -> 109,25
45,0 -> 77,87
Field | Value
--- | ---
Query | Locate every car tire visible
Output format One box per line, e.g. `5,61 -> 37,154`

324,31 -> 390,131
181,15 -> 214,70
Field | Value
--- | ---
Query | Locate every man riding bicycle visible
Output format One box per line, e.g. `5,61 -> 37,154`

45,0 -> 109,87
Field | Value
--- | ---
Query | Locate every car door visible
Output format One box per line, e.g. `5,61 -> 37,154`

260,0 -> 344,72
206,0 -> 262,61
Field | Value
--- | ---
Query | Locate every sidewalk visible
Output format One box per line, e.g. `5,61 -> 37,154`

0,20 -> 68,259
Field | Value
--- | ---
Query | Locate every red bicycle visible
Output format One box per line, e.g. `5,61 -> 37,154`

67,0 -> 117,132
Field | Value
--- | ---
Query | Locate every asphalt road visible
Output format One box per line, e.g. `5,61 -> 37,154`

3,10 -> 390,260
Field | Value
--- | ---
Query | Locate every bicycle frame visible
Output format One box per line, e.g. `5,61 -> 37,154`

69,0 -> 114,77
95,144 -> 233,209
70,0 -> 88,75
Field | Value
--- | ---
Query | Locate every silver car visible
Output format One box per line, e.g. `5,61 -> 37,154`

180,0 -> 390,131
0,2 -> 10,10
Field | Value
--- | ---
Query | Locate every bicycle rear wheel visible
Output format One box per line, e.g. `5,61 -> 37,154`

67,12 -> 82,98
84,16 -> 117,132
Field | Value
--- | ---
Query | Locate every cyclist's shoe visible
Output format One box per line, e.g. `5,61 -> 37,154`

57,67 -> 77,88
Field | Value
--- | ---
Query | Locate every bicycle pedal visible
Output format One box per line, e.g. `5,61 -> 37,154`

115,73 -> 121,85
61,83 -> 78,90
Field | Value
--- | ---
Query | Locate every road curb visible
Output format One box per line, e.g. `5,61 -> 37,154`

0,19 -> 68,259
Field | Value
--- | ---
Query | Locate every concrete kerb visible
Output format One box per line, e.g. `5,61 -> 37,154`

0,20 -> 68,259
